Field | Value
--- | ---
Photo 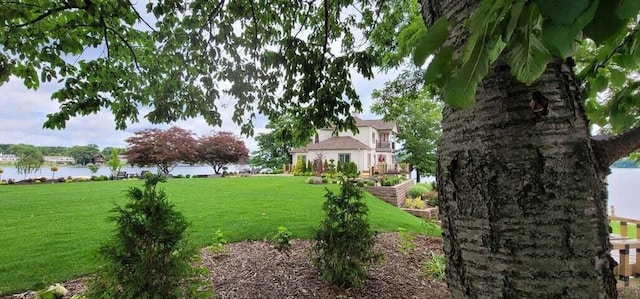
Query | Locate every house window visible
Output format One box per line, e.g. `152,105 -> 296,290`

314,134 -> 319,143
339,153 -> 350,164
299,155 -> 306,162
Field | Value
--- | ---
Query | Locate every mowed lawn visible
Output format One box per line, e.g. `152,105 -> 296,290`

0,176 -> 435,294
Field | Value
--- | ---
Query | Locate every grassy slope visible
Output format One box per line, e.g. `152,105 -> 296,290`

0,176 -> 434,294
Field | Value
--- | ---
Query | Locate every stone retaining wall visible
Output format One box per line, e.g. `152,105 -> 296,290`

363,179 -> 414,207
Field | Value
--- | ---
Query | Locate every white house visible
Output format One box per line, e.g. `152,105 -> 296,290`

290,115 -> 398,174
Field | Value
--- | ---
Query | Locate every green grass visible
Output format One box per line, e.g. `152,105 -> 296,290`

0,176 -> 436,294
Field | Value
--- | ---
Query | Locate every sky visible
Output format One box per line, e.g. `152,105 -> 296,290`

0,70 -> 399,152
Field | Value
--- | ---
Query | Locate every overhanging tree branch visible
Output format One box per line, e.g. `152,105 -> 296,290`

592,125 -> 640,171
13,1 -> 90,28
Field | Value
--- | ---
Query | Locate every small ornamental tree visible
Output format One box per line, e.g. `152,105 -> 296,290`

292,157 -> 305,176
107,148 -> 122,180
312,177 -> 380,288
87,175 -> 209,299
125,126 -> 199,176
50,165 -> 58,180
198,132 -> 249,174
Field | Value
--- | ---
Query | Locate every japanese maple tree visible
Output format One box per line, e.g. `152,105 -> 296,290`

125,126 -> 199,176
198,132 -> 249,174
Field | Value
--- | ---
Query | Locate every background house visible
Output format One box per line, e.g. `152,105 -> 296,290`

291,115 -> 398,174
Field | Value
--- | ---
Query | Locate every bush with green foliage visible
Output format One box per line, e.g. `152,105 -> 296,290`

346,162 -> 358,177
403,197 -> 425,209
422,251 -> 446,281
272,226 -> 293,253
381,175 -> 402,186
292,157 -> 306,176
312,177 -> 381,288
87,175 -> 209,299
423,190 -> 439,207
408,184 -> 429,198
207,229 -> 228,256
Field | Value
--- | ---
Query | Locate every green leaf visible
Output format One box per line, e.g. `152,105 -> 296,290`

609,68 -> 627,87
424,46 -> 454,87
412,17 -> 451,66
617,0 -> 640,19
503,0 -> 526,42
591,75 -> 608,92
583,0 -> 629,44
444,38 -> 490,109
541,0 -> 599,57
535,0 -> 591,25
505,3 -> 551,84
506,31 -> 551,84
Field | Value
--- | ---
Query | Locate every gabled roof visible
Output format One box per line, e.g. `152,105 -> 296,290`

354,116 -> 396,131
291,136 -> 371,153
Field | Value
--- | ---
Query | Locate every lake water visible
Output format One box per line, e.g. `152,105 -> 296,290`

0,164 -> 240,181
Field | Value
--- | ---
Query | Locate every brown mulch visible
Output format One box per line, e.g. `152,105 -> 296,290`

3,233 -> 450,299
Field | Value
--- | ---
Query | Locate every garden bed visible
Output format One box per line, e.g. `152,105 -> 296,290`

363,179 -> 414,207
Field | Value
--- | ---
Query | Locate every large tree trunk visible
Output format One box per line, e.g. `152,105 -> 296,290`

422,1 -> 617,297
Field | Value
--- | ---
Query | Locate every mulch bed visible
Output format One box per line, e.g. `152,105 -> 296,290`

3,233 -> 449,299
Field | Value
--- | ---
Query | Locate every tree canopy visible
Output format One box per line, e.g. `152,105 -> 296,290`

124,126 -> 199,176
0,0 -> 394,138
371,68 -> 441,179
249,117 -> 296,169
9,144 -> 43,179
198,131 -> 249,174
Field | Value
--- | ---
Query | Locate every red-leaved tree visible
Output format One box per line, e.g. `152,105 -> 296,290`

125,126 -> 199,176
199,132 -> 249,174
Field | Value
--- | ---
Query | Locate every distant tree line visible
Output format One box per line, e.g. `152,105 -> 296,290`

0,144 -> 126,165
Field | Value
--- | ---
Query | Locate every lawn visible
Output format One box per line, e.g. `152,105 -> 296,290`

0,176 -> 436,294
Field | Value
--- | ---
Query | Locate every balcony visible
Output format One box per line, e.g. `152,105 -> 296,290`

376,141 -> 394,151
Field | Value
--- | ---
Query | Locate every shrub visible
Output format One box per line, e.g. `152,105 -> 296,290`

272,168 -> 284,174
185,174 -> 191,178
365,180 -> 375,186
272,226 -> 293,253
403,197 -> 425,209
87,175 -> 209,299
207,229 -> 228,256
34,179 -> 42,184
381,175 -> 402,186
423,190 -> 439,207
0,180 -> 6,185
416,182 -> 434,191
422,251 -> 446,281
312,177 -> 381,288
175,174 -> 184,178
356,181 -> 365,187
408,184 -> 429,198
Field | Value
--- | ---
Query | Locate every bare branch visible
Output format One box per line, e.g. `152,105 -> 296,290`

591,125 -> 640,172
126,0 -> 156,32
104,24 -> 142,72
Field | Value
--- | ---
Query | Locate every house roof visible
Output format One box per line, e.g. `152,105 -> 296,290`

354,116 -> 396,131
291,136 -> 371,153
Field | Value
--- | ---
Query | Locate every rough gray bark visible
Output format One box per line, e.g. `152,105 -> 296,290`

421,1 -> 618,297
